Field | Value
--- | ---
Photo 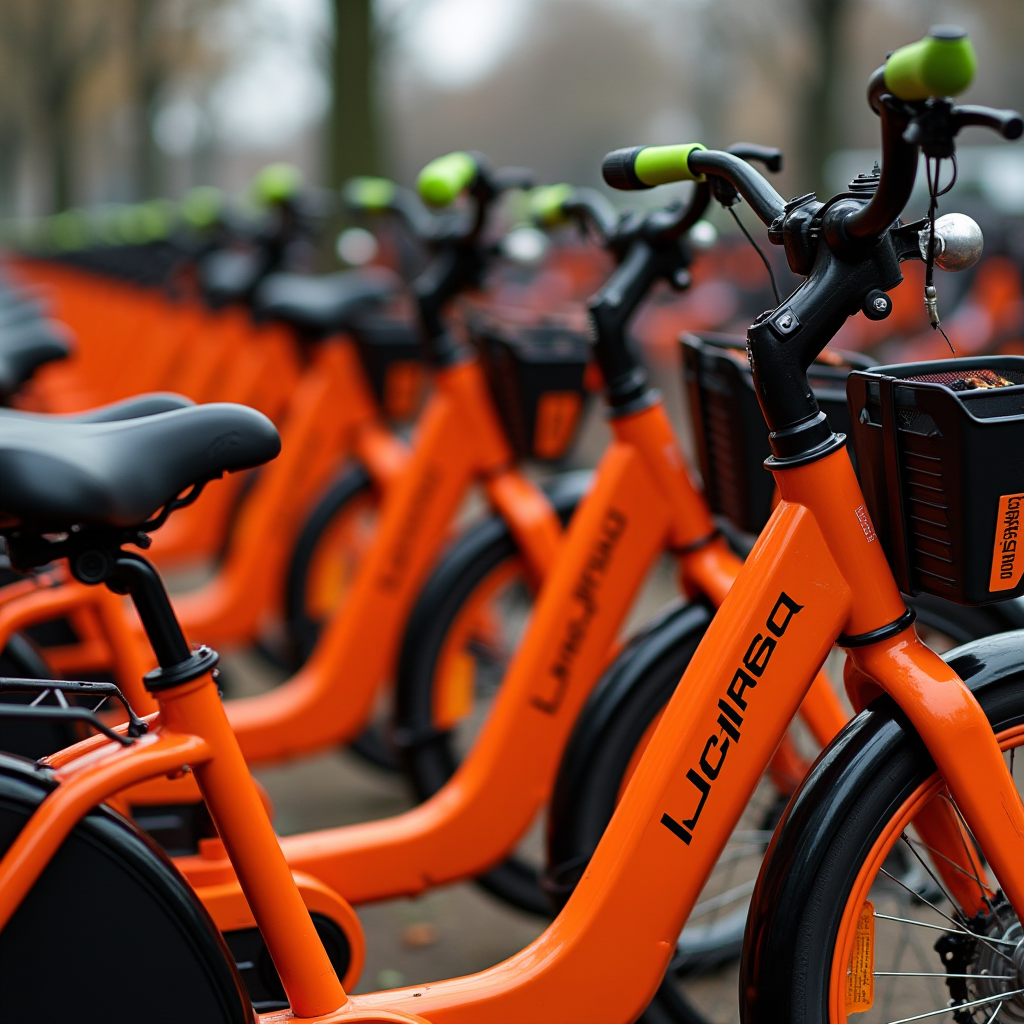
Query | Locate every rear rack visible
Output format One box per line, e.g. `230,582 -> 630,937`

0,678 -> 148,747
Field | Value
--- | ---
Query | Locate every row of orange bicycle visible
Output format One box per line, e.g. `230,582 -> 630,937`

0,27 -> 1022,1024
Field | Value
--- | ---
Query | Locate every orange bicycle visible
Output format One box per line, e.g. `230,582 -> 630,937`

1,32 -> 1021,1024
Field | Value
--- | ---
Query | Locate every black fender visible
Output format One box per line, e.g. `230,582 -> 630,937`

741,628 -> 1024,1021
545,598 -> 714,909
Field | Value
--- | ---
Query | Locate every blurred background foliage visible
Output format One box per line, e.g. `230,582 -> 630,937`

0,0 -> 1021,215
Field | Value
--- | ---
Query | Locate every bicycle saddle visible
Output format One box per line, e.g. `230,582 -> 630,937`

0,320 -> 73,402
253,267 -> 399,336
197,249 -> 267,308
0,403 -> 280,531
0,392 -> 194,424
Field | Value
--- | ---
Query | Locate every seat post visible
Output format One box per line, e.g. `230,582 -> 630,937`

106,552 -> 190,668
102,550 -> 220,691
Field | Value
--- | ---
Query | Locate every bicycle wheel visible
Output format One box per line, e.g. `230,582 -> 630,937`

744,631 -> 1024,1024
283,463 -> 392,768
545,596 -> 1018,1024
393,470 -> 590,915
0,758 -> 251,1023
285,463 -> 379,664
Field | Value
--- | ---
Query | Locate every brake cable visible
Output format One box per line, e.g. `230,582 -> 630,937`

727,204 -> 781,305
924,152 -> 959,354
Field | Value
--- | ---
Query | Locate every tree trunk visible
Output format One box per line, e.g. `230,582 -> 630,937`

328,0 -> 379,187
129,0 -> 163,199
798,0 -> 850,196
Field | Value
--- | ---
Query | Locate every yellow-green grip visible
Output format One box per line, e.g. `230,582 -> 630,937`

417,151 -> 478,207
49,209 -> 90,251
343,176 -> 397,212
884,26 -> 976,101
181,186 -> 224,229
602,144 -> 706,190
527,184 -> 574,227
252,162 -> 303,205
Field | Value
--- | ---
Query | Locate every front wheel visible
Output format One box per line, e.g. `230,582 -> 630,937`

743,631 -> 1024,1024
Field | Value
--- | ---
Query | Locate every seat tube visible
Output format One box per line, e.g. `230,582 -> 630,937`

159,674 -> 348,1017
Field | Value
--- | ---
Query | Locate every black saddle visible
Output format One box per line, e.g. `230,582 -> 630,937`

0,404 -> 280,531
0,393 -> 194,425
253,268 -> 399,337
0,320 -> 73,402
197,250 -> 268,309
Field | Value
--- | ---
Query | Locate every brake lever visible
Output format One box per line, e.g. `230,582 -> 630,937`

727,143 -> 784,174
491,167 -> 536,193
953,104 -> 1024,140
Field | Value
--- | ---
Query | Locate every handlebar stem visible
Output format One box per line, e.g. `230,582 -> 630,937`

587,236 -> 691,411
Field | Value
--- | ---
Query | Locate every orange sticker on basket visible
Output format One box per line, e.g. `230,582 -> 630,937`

990,493 -> 1024,593
534,391 -> 583,460
845,900 -> 874,1013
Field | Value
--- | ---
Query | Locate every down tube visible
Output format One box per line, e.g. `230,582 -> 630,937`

224,384 -> 486,760
360,501 -> 853,1024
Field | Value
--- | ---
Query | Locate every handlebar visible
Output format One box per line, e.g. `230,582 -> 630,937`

528,184 -> 620,241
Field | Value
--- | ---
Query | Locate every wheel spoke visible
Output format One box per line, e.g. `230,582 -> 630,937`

873,971 -> 1015,979
690,877 -> 756,919
873,912 -> 1016,945
903,835 -> 996,898
884,986 -> 1024,1023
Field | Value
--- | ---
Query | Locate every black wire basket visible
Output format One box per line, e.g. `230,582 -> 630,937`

848,355 -> 1024,605
470,315 -> 591,463
348,313 -> 425,422
682,332 -> 871,534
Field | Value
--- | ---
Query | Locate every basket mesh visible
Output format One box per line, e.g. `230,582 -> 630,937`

905,368 -> 1024,391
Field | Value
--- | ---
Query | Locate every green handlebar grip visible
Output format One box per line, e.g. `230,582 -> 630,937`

181,186 -> 224,229
884,25 -> 976,101
417,151 -> 478,207
602,143 -> 706,190
49,209 -> 90,251
527,183 -> 574,227
343,176 -> 397,212
252,162 -> 303,205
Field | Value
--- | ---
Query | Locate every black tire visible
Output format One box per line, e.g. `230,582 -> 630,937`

0,754 -> 251,1023
544,594 -> 1018,1023
285,462 -> 375,664
393,471 -> 591,916
283,463 -> 394,770
742,629 -> 1024,1024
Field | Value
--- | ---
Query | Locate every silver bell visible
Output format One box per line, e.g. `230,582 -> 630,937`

918,213 -> 984,272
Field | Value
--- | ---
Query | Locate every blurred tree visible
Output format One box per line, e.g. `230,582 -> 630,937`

328,0 -> 380,186
124,0 -> 231,200
797,0 -> 852,194
0,0 -> 115,211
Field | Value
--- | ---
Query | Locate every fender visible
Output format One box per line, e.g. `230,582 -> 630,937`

392,471 -> 590,748
545,598 -> 714,909
741,628 -> 1024,1022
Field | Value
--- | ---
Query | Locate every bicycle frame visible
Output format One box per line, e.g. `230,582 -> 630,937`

172,388 -> 845,908
3,432 -> 1018,1024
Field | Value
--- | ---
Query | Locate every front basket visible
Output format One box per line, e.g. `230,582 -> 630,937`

847,356 -> 1024,606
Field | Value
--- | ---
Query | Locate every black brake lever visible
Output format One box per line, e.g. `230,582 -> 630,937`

491,167 -> 536,192
727,143 -> 784,174
953,104 -> 1024,140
